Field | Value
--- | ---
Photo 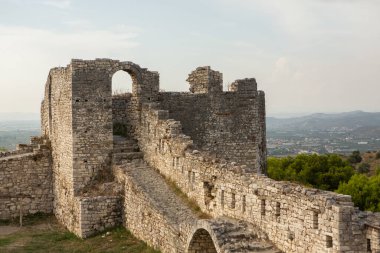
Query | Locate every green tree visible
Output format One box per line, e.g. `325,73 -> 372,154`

267,154 -> 354,191
348,150 -> 362,164
337,174 -> 380,212
357,163 -> 370,174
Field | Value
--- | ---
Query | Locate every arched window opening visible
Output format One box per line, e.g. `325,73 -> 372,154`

188,229 -> 217,253
112,70 -> 133,95
112,70 -> 133,138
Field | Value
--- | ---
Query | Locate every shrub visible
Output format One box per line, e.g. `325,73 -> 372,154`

357,163 -> 370,174
348,150 -> 362,164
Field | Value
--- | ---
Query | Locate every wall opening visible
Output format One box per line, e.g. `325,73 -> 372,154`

221,190 -> 225,209
275,202 -> 281,217
112,70 -> 133,95
188,229 -> 217,253
112,70 -> 133,138
313,211 -> 319,229
367,238 -> 371,252
230,193 -> 236,209
261,199 -> 266,216
326,235 -> 333,248
242,195 -> 246,213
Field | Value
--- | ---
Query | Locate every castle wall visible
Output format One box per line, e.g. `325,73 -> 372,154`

112,94 -> 133,137
136,102 -> 375,253
159,88 -> 266,173
0,147 -> 53,219
122,170 -> 184,252
33,59 -> 380,252
77,196 -> 123,238
69,59 -> 159,194
41,66 -> 78,233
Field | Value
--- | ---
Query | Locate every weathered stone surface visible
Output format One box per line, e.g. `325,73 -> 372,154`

0,58 -> 379,253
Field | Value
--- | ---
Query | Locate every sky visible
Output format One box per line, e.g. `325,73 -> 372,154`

0,0 -> 379,116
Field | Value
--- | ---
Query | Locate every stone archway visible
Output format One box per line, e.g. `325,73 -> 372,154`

109,62 -> 143,97
188,228 -> 217,253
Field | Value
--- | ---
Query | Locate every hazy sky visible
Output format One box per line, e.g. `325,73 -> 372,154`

0,0 -> 379,116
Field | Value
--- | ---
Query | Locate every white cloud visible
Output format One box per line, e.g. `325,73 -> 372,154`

0,25 -> 139,112
41,0 -> 71,9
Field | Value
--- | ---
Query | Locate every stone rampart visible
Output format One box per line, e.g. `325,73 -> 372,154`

76,196 -> 123,238
0,139 -> 53,219
159,73 -> 266,172
136,102 -> 379,253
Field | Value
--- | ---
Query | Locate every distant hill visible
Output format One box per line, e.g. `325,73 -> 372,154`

0,112 -> 39,121
267,111 -> 380,132
0,119 -> 40,151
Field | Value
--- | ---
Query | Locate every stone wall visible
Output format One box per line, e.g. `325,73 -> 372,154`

41,65 -> 77,233
0,141 -> 53,219
122,170 -> 183,252
77,196 -> 123,238
69,59 -> 159,194
112,94 -> 133,137
31,59 -> 380,252
136,102 -> 378,253
159,72 -> 266,172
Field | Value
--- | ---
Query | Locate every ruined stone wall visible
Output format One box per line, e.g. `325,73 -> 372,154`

136,102 -> 377,253
112,94 -> 132,124
69,59 -> 159,194
76,196 -> 123,238
113,163 -> 193,253
122,171 -> 182,252
40,65 -> 78,233
159,85 -> 266,172
112,94 -> 133,137
0,144 -> 53,219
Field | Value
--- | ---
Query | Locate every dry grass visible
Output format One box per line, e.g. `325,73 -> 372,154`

360,151 -> 380,176
165,178 -> 211,219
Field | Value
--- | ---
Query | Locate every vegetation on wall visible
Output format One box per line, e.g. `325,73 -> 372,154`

268,152 -> 380,212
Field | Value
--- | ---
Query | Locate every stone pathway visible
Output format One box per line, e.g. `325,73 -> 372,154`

119,158 -> 281,253
122,159 -> 196,225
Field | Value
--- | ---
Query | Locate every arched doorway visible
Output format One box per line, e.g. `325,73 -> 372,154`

112,70 -> 133,95
111,70 -> 133,138
188,229 -> 217,253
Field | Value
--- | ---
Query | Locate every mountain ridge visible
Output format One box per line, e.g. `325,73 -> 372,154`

267,111 -> 380,131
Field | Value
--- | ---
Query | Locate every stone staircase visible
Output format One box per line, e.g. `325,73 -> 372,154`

112,135 -> 143,165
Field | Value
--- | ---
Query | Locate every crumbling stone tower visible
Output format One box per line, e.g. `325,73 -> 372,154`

1,59 -> 379,253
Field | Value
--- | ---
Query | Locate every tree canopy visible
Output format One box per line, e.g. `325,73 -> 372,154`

267,154 -> 354,191
267,153 -> 380,211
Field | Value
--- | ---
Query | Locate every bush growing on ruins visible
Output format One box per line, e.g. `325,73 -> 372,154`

0,147 -> 7,152
267,154 -> 355,191
376,151 -> 380,159
337,174 -> 380,212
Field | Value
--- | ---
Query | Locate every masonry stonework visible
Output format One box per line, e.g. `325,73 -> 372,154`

1,58 -> 379,253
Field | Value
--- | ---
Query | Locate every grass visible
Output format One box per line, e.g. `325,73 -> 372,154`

0,214 -> 160,253
165,178 -> 211,219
